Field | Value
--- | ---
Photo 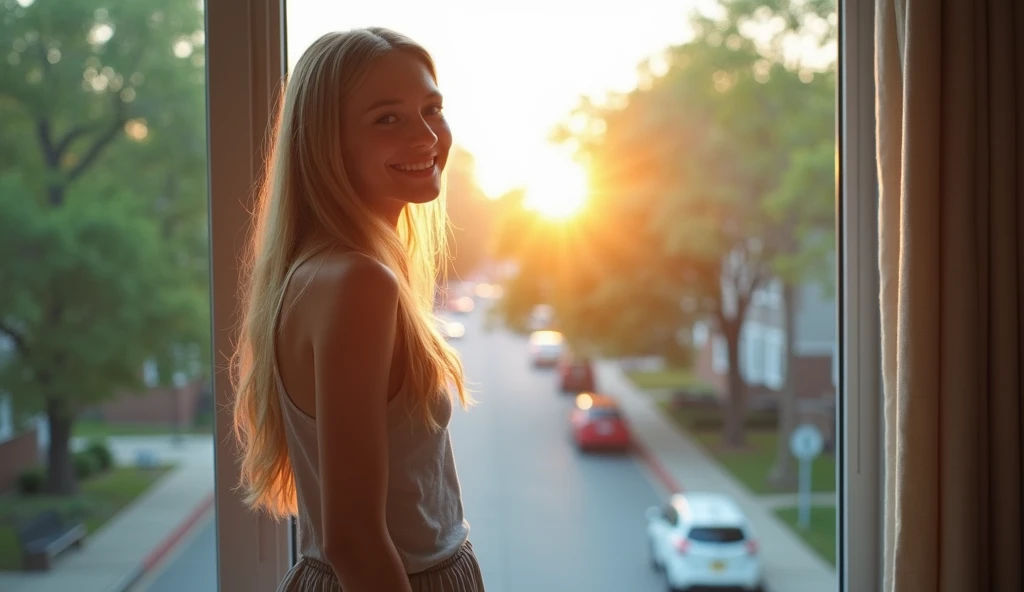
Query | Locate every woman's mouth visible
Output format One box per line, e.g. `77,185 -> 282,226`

391,158 -> 437,177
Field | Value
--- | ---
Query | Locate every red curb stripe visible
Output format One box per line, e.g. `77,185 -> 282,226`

141,491 -> 216,572
634,439 -> 683,494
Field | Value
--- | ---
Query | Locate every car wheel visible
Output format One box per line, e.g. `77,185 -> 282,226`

648,539 -> 661,571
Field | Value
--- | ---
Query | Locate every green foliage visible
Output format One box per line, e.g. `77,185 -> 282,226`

0,0 -> 209,492
0,0 -> 209,412
16,466 -> 46,496
84,439 -> 114,471
73,450 -> 99,480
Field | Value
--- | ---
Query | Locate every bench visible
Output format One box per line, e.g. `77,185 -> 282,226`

15,510 -> 87,571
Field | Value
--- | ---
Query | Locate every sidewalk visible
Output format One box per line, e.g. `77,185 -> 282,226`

0,436 -> 215,592
596,360 -> 838,592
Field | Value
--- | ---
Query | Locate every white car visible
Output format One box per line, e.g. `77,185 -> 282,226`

528,330 -> 564,367
646,492 -> 764,592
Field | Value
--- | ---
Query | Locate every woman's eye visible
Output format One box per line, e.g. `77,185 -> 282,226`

425,104 -> 444,116
376,114 -> 398,124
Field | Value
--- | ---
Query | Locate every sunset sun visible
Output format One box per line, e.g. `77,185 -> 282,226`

521,152 -> 590,220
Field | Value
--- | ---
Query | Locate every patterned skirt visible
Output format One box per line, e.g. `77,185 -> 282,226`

276,541 -> 485,592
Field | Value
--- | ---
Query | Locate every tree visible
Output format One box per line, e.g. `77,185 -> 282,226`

493,0 -> 837,448
694,0 -> 837,476
0,0 -> 209,494
764,137 -> 836,487
444,146 -> 499,282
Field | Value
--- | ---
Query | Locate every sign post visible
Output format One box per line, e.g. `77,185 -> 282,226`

789,423 -> 824,530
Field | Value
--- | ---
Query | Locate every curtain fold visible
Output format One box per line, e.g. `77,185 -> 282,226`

876,0 -> 1023,590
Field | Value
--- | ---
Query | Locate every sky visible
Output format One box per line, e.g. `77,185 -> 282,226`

284,1 -> 718,203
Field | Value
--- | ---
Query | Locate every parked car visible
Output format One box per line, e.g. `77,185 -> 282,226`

569,393 -> 632,451
557,354 -> 596,393
646,492 -> 764,592
528,330 -> 564,367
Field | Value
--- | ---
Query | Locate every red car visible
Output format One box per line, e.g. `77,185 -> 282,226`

570,393 -> 632,451
557,355 -> 596,393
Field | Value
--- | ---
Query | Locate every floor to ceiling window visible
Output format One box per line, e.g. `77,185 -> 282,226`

3,0 -> 879,591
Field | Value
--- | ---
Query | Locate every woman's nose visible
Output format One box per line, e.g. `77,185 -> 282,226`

408,118 -> 438,148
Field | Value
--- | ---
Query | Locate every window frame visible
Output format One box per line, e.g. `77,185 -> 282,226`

838,0 -> 884,590
205,1 -> 884,590
206,1 -> 293,590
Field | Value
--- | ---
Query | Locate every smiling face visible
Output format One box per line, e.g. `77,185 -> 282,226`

340,50 -> 452,223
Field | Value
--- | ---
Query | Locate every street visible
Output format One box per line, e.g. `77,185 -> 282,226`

139,305 -> 667,591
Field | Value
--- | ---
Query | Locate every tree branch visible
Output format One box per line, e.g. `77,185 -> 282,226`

54,123 -> 105,157
35,119 -> 60,167
0,321 -> 28,355
67,96 -> 128,183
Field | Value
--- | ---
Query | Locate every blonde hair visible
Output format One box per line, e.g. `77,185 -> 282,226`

230,28 -> 472,518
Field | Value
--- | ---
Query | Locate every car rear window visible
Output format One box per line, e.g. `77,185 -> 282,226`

587,408 -> 621,420
687,527 -> 746,543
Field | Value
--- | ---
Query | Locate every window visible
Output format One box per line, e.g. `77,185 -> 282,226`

2,0 -> 219,588
687,527 -> 747,544
200,1 -> 884,591
764,329 -> 785,389
588,408 -> 623,420
712,336 -> 729,374
692,321 -> 709,347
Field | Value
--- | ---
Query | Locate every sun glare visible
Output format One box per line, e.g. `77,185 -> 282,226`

521,151 -> 590,220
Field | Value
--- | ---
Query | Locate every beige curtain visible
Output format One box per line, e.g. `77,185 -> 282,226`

876,0 -> 1023,590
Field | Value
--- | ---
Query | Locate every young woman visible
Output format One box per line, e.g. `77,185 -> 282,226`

230,27 -> 485,592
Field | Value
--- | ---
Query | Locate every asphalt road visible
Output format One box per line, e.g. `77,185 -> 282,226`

139,304 -> 667,592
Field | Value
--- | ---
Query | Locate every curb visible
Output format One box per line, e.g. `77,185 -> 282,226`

634,438 -> 683,494
113,491 -> 216,592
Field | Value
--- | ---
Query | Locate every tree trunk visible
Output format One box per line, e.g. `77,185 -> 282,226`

45,397 -> 77,495
768,281 -> 799,490
721,319 -> 747,448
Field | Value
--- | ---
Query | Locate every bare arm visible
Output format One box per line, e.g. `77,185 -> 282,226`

311,255 -> 410,592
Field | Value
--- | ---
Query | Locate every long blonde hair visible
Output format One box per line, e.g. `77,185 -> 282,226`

230,28 -> 472,518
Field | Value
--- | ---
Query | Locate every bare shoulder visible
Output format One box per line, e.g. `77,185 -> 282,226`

299,251 -> 400,343
309,251 -> 399,302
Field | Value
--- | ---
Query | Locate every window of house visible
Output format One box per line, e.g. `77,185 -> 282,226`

764,328 -> 786,390
200,0 -> 883,590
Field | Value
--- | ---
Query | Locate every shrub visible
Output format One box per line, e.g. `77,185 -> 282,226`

86,439 -> 115,472
73,451 -> 99,480
16,466 -> 45,496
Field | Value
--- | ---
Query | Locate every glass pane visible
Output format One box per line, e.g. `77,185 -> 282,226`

0,0 -> 217,590
588,408 -> 622,420
283,2 -> 839,591
688,527 -> 746,544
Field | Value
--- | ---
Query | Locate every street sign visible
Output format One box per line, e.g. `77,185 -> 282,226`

789,423 -> 825,530
790,423 -> 824,461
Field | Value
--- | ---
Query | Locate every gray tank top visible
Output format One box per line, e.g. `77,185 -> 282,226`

273,255 -> 470,574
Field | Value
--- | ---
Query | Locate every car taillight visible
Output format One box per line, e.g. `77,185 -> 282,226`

746,539 -> 759,554
670,535 -> 690,554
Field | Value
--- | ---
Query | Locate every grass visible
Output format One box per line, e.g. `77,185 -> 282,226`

656,400 -> 835,495
690,430 -> 836,495
774,505 -> 837,566
626,368 -> 716,394
0,466 -> 171,571
73,419 -> 212,439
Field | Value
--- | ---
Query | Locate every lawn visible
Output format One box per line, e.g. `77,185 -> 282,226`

657,401 -> 835,495
690,429 -> 836,494
626,368 -> 716,394
774,505 -> 837,566
73,419 -> 212,439
0,466 -> 171,571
